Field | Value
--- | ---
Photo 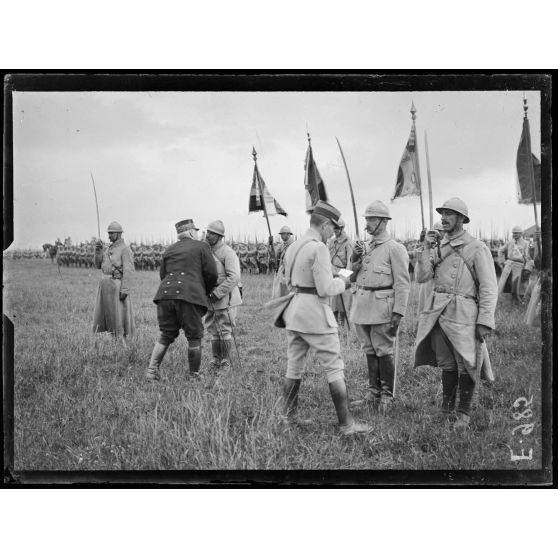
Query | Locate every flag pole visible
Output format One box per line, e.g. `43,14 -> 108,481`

335,137 -> 360,240
523,96 -> 541,258
424,129 -> 434,230
252,146 -> 277,268
411,103 -> 425,231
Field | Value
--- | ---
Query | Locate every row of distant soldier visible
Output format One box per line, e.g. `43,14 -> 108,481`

15,233 -> 538,277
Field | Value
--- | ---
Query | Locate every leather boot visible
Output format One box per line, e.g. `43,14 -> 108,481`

378,355 -> 395,414
441,369 -> 458,416
187,339 -> 202,377
281,378 -> 301,423
350,354 -> 380,409
456,372 -> 475,418
210,339 -> 222,371
146,342 -> 168,381
220,339 -> 233,372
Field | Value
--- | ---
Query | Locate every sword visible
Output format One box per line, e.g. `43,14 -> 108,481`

392,331 -> 400,398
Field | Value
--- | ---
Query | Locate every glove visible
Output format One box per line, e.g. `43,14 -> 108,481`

475,324 -> 491,342
388,313 -> 402,336
419,229 -> 426,243
268,235 -> 274,246
119,292 -> 128,301
351,241 -> 364,262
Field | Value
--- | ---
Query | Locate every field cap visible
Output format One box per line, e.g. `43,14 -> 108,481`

436,197 -> 470,224
279,225 -> 293,235
107,221 -> 123,233
363,200 -> 391,219
207,220 -> 225,236
312,200 -> 341,226
175,219 -> 199,233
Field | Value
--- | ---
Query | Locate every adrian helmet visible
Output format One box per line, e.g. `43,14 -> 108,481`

107,221 -> 123,233
363,200 -> 391,220
435,197 -> 470,224
206,220 -> 225,236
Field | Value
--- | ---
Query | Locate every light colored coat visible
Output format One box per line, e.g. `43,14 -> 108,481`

498,237 -> 531,266
327,232 -> 354,314
283,228 -> 345,334
96,238 -> 135,294
413,230 -> 497,380
350,231 -> 410,325
210,239 -> 242,309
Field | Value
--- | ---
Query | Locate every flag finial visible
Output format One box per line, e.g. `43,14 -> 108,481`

252,146 -> 257,161
410,101 -> 416,121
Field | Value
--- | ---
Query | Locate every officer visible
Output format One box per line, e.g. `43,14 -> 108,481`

327,218 -> 354,327
413,198 -> 498,430
93,221 -> 136,337
281,200 -> 370,436
349,201 -> 410,413
146,219 -> 218,381
497,225 -> 532,301
273,225 -> 295,298
204,220 -> 243,372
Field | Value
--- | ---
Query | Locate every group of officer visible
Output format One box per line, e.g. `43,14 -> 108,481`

92,219 -> 242,380
92,194 -> 532,437
275,197 -> 498,435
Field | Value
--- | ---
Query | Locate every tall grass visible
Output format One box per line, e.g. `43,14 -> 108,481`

5,259 -> 543,470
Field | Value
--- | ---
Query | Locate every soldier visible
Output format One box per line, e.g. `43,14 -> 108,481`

146,219 -> 218,381
349,201 -> 410,413
413,198 -> 497,430
272,225 -> 295,298
497,226 -> 532,302
327,218 -> 354,327
281,201 -> 370,436
92,221 -> 135,337
204,220 -> 243,372
417,220 -> 445,314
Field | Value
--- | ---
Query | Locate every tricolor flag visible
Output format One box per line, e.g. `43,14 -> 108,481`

392,122 -> 422,200
517,115 -> 541,204
304,141 -> 328,213
248,159 -> 287,217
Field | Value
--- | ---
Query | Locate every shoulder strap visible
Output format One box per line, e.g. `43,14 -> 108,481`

286,238 -> 318,283
449,243 -> 480,301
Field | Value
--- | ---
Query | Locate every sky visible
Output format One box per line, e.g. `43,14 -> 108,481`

10,88 -> 542,249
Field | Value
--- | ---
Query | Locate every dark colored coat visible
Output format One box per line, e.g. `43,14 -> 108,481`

153,238 -> 218,310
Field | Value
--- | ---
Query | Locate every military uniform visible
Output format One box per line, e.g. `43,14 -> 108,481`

92,237 -> 135,336
350,230 -> 410,398
272,235 -> 295,298
283,228 -> 347,384
497,236 -> 532,298
327,230 -> 354,325
146,220 -> 218,381
414,225 -> 497,424
204,222 -> 242,370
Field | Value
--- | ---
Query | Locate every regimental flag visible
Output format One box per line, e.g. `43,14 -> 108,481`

393,122 -> 422,200
304,142 -> 328,213
517,116 -> 541,204
248,162 -> 287,217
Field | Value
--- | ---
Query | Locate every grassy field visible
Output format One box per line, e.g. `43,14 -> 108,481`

4,258 -> 545,472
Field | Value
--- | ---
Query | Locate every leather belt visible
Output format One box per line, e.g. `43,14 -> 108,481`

357,285 -> 393,291
294,286 -> 318,294
434,286 -> 475,299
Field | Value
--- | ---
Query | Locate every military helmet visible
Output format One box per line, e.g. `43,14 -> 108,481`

279,225 -> 293,235
512,225 -> 523,233
435,197 -> 470,224
363,200 -> 391,220
107,221 -> 123,233
206,220 -> 225,236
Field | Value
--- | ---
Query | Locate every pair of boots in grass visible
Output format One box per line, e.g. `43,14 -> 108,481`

440,369 -> 475,431
145,338 -> 232,381
350,354 -> 396,415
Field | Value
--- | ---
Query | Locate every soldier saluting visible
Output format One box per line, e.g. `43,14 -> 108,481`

413,198 -> 497,431
92,221 -> 135,338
